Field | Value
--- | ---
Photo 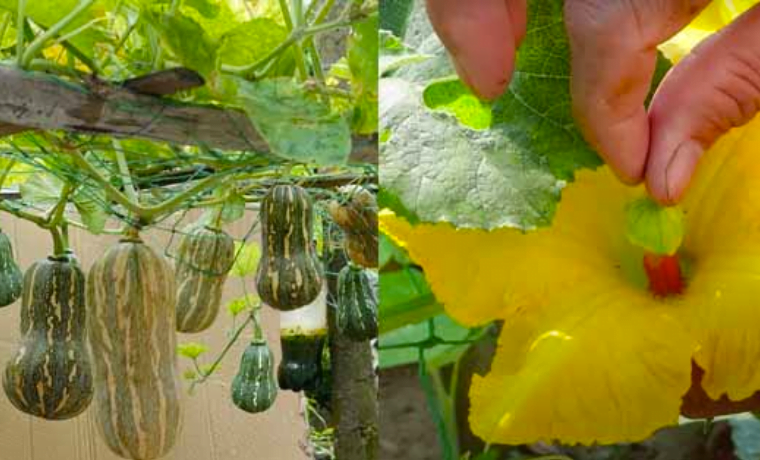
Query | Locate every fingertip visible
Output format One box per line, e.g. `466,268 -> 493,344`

453,58 -> 512,101
646,140 -> 704,206
427,0 -> 518,101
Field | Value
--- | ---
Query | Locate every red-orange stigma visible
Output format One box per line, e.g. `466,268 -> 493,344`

643,252 -> 684,297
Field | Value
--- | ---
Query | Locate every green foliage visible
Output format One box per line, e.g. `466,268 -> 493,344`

625,197 -> 684,255
348,14 -> 379,134
0,0 -> 106,60
220,76 -> 352,165
423,78 -> 492,130
379,314 -> 474,368
381,0 -> 597,230
218,18 -> 288,67
380,267 -> 440,333
227,293 -> 259,316
379,0 -> 414,38
218,192 -> 246,224
379,30 -> 430,76
144,9 -> 218,78
177,342 -> 209,359
230,241 -> 261,277
0,0 -> 376,247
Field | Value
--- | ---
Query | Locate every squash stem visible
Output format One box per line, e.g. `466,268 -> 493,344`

15,0 -> 25,67
49,226 -> 67,256
21,0 -> 96,68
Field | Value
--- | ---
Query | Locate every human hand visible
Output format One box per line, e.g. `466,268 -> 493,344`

426,0 -> 760,205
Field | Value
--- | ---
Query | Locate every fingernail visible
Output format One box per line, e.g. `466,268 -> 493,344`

664,140 -> 704,203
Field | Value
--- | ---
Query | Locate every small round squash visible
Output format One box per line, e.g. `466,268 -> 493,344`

231,341 -> 278,413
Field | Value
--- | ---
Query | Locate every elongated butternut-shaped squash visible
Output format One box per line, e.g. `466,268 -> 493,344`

87,238 -> 180,460
175,226 -> 235,332
3,255 -> 93,419
0,229 -> 23,307
256,185 -> 324,310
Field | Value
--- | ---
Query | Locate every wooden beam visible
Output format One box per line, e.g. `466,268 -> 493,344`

0,66 -> 377,163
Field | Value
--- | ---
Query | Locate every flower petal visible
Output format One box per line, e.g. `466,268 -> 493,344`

660,1 -> 759,63
686,252 -> 760,400
681,115 -> 760,400
470,292 -> 694,445
380,168 -> 644,327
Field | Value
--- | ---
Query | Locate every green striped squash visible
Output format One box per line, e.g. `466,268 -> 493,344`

0,230 -> 23,307
3,255 -> 93,419
87,238 -> 180,460
256,185 -> 324,311
175,226 -> 235,333
337,265 -> 378,341
231,341 -> 277,413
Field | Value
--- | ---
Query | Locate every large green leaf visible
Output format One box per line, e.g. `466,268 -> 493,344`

381,0 -> 599,230
218,18 -> 287,67
220,76 -> 351,165
348,14 -> 379,135
143,9 -> 218,78
380,267 -> 441,333
72,184 -> 107,234
20,172 -> 107,233
379,314 -> 474,369
379,0 -> 414,38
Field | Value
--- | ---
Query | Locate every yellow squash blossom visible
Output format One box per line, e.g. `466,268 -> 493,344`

661,0 -> 759,62
381,114 -> 760,444
381,2 -> 760,444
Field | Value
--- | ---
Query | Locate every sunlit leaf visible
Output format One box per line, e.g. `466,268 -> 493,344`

218,18 -> 287,67
177,342 -> 209,359
144,9 -> 218,77
227,293 -> 259,316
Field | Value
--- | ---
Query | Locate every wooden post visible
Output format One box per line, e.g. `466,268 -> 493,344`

324,223 -> 379,460
0,66 -> 376,163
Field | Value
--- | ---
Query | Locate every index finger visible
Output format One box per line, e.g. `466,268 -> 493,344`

426,0 -> 526,100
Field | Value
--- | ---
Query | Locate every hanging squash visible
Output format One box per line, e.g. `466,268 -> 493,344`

337,265 -> 378,341
277,284 -> 327,392
0,229 -> 23,307
231,341 -> 278,413
3,254 -> 93,419
327,185 -> 378,268
256,184 -> 324,310
87,237 -> 180,460
175,226 -> 235,333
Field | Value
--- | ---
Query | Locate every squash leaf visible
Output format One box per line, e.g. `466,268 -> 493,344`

177,342 -> 209,359
227,293 -> 259,316
381,0 -> 598,230
216,76 -> 351,165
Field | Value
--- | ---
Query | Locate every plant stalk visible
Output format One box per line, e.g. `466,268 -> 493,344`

21,0 -> 96,68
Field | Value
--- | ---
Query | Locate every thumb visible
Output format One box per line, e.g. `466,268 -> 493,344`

646,4 -> 760,204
